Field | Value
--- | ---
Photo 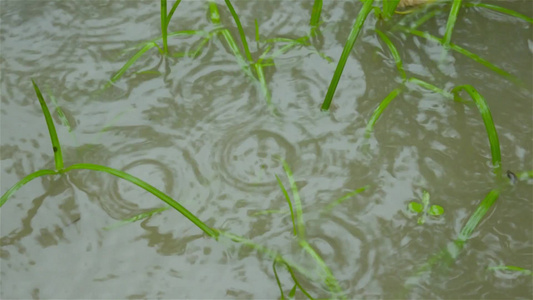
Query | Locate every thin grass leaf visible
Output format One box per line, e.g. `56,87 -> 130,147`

283,262 -> 315,300
458,189 -> 500,242
365,87 -> 402,137
276,174 -> 297,236
321,0 -> 374,111
465,2 -> 533,24
63,163 -> 217,238
32,80 -> 63,170
106,42 -> 158,87
280,159 -> 305,239
382,0 -> 401,20
310,0 -> 323,27
452,85 -> 501,175
161,0 -> 168,54
408,77 -> 453,100
225,0 -> 253,63
375,29 -> 406,80
272,261 -> 286,300
323,185 -> 369,212
0,169 -> 58,207
398,27 -> 520,84
166,0 -> 182,27
443,0 -> 462,47
488,265 -> 533,276
103,206 -> 170,230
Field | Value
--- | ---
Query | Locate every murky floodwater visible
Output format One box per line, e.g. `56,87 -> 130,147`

1,0 -> 532,299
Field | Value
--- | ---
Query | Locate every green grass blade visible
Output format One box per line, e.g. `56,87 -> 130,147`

103,206 -> 170,230
452,85 -> 501,175
365,87 -> 402,137
224,0 -> 253,63
280,159 -> 305,239
272,261 -> 286,300
382,0 -> 400,20
166,0 -> 182,27
321,0 -> 374,111
161,0 -> 168,54
275,174 -> 297,236
32,80 -> 63,170
310,0 -> 323,27
488,265 -> 532,276
0,169 -> 58,207
63,163 -> 218,238
398,27 -> 520,84
466,3 -> 533,24
375,29 -> 406,80
280,260 -> 316,300
443,0 -> 462,47
458,189 -> 500,242
408,77 -> 453,100
323,185 -> 369,212
253,63 -> 272,106
106,42 -> 158,87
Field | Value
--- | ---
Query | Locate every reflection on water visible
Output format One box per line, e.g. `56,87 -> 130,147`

1,0 -> 532,299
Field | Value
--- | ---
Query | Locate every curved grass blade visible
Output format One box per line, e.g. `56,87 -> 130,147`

457,189 -> 499,243
0,169 -> 58,207
225,0 -> 253,63
32,80 -> 63,170
166,0 -> 182,27
323,185 -> 369,213
375,29 -> 406,80
365,87 -> 402,137
408,77 -> 453,100
277,260 -> 315,300
272,261 -> 286,300
321,0 -> 374,111
442,0 -> 462,47
275,174 -> 297,236
106,42 -> 158,88
452,85 -> 501,175
465,2 -> 533,24
64,163 -> 217,238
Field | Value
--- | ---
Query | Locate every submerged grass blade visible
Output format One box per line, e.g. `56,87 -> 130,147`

276,174 -> 297,236
225,0 -> 253,63
365,87 -> 402,137
64,163 -> 218,238
106,42 -> 158,87
299,239 -> 344,297
457,189 -> 500,243
32,80 -> 63,170
103,206 -> 170,230
408,77 -> 453,100
452,85 -> 501,175
0,169 -> 58,207
323,185 -> 369,213
280,159 -> 305,239
443,0 -> 462,47
321,0 -> 374,111
466,2 -> 533,24
375,29 -> 406,80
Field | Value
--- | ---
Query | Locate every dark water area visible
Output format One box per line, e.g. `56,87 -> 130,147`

1,1 -> 532,298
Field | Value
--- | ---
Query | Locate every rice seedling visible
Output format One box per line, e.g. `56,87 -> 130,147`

321,0 -> 374,111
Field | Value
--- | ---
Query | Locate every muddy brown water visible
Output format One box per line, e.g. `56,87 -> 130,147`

1,1 -> 532,299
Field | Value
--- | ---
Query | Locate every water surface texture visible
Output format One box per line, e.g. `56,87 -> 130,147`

1,1 -> 532,299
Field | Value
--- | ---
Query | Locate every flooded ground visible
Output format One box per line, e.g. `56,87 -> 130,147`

1,0 -> 532,299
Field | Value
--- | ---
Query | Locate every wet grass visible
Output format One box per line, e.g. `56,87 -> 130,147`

2,1 -> 532,298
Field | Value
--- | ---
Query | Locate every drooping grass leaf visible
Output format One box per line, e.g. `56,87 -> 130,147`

365,87 -> 402,137
452,85 -> 501,175
225,0 -> 253,63
408,77 -> 453,100
465,2 -> 533,24
323,185 -> 369,212
375,29 -> 406,80
443,0 -> 462,47
63,163 -> 217,238
276,174 -> 297,236
0,169 -> 58,207
32,80 -> 63,170
321,0 -> 374,111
